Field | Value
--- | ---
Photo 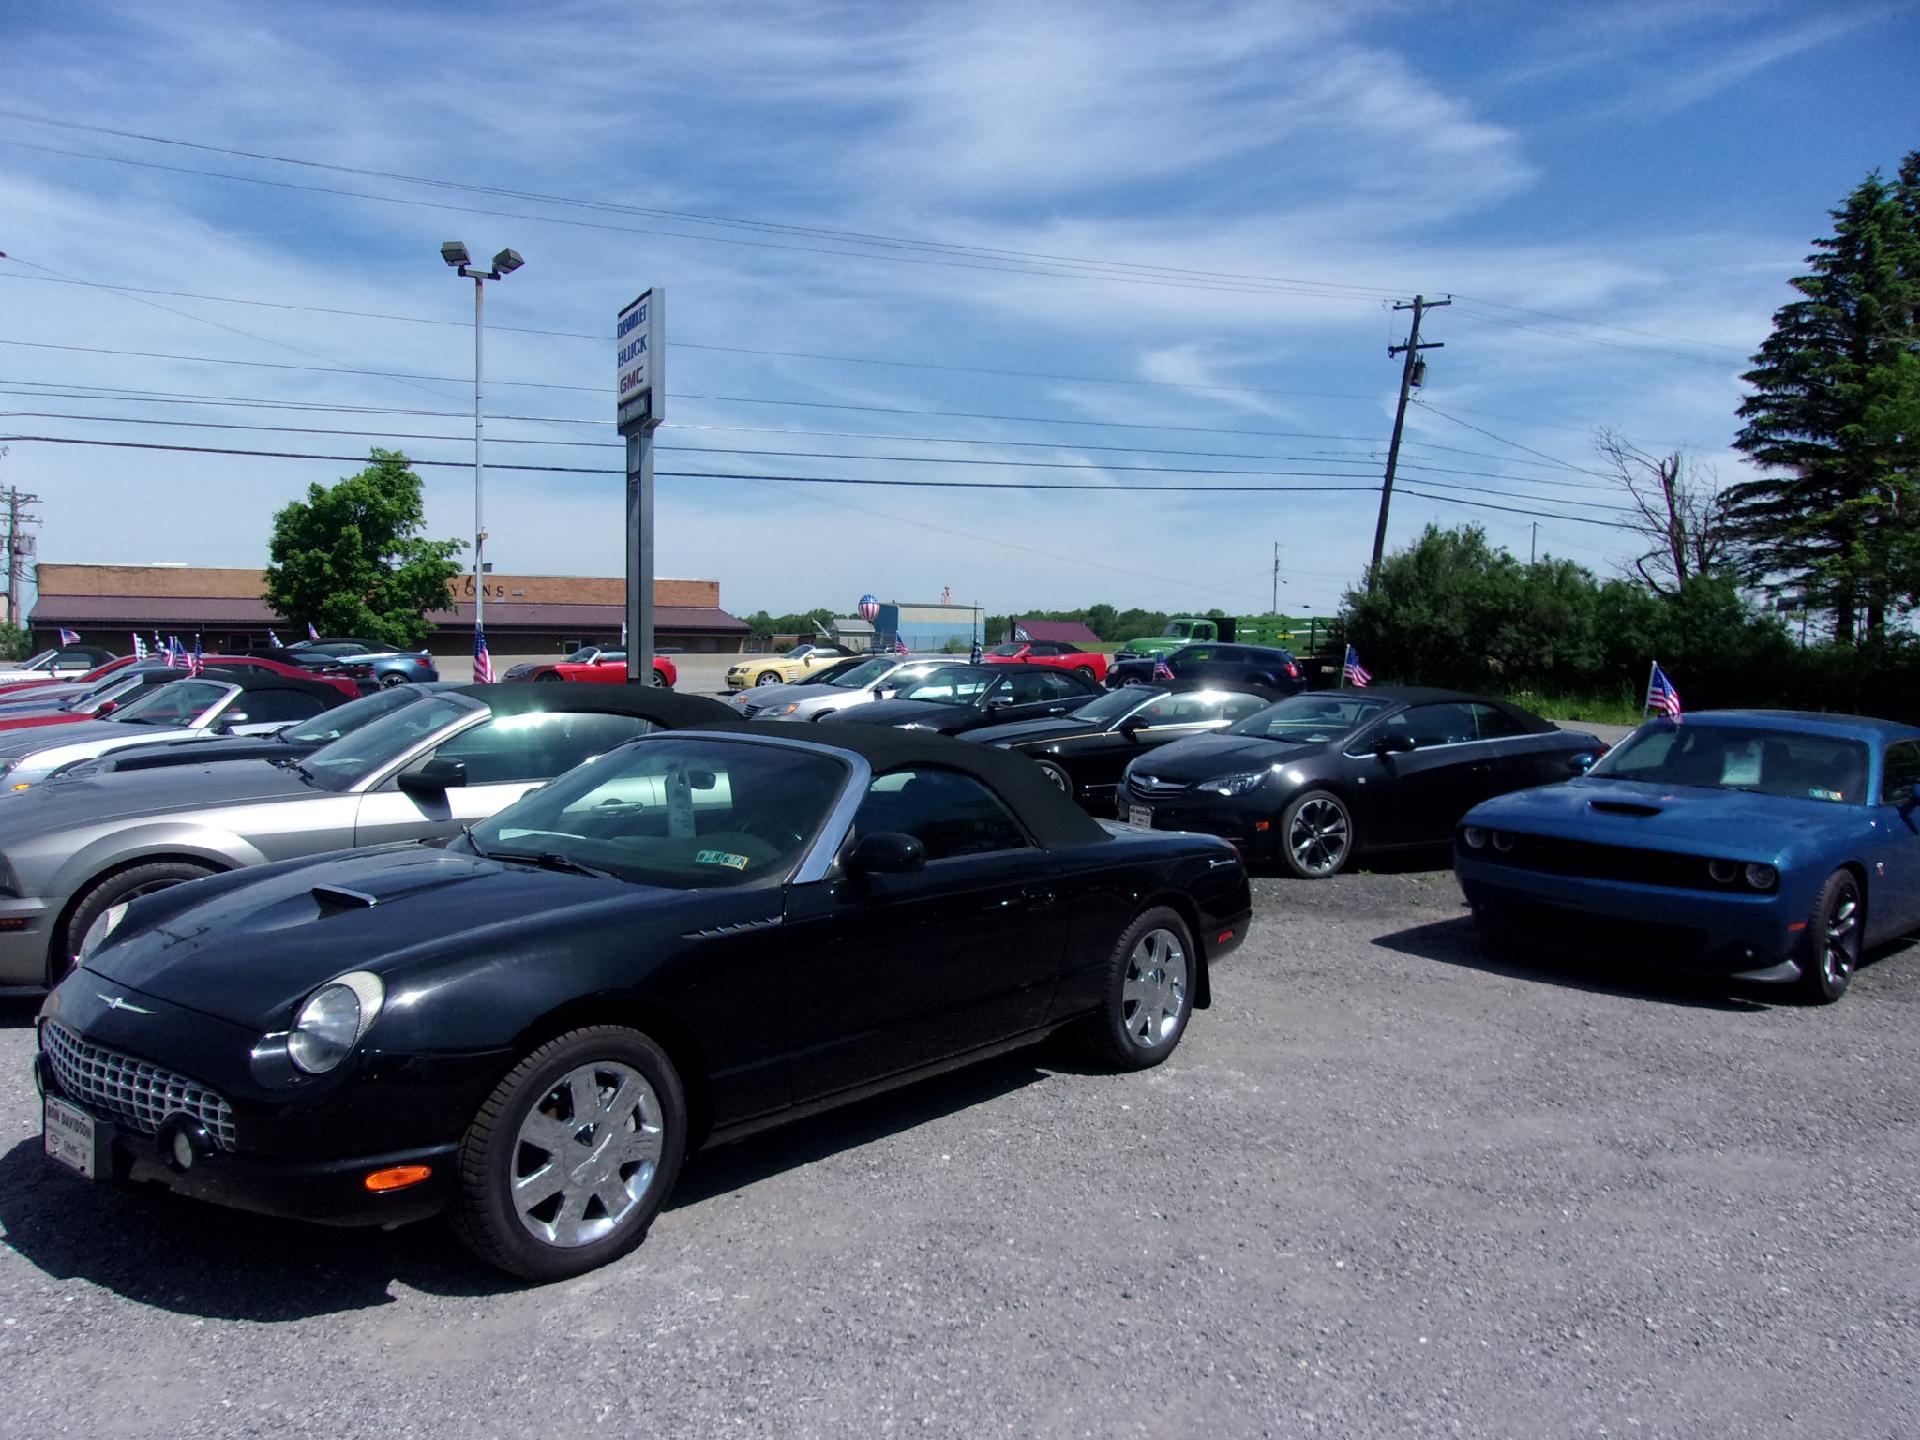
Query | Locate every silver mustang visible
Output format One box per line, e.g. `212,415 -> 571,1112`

0,683 -> 735,991
730,655 -> 950,721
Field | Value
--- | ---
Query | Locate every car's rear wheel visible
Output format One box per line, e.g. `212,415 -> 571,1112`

451,1026 -> 687,1282
651,670 -> 671,688
1079,907 -> 1195,1071
1279,789 -> 1352,879
60,861 -> 218,983
1033,759 -> 1073,797
378,673 -> 408,688
755,671 -> 781,687
1074,666 -> 1095,680
1800,870 -> 1863,1004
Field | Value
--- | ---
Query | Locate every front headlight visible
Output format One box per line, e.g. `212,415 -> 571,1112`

286,971 -> 385,1075
77,901 -> 129,960
1198,769 -> 1270,797
1743,863 -> 1778,891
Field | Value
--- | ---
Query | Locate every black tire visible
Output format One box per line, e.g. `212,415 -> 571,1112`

377,672 -> 409,689
450,1026 -> 687,1282
1033,759 -> 1074,799
61,860 -> 217,983
1078,906 -> 1197,1071
536,671 -> 565,682
754,671 -> 781,687
1278,789 -> 1353,880
651,671 -> 672,689
1074,666 -> 1095,681
1800,870 -> 1863,1004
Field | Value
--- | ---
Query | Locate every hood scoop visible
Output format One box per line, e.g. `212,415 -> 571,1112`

311,884 -> 379,910
1588,800 -> 1662,818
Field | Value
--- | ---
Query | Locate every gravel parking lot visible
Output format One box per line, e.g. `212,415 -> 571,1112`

2,863 -> 1916,1439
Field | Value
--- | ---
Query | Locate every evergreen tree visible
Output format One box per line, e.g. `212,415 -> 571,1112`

1726,158 -> 1920,642
263,450 -> 466,648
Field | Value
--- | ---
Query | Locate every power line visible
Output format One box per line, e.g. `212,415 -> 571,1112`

1449,294 -> 1749,358
1410,398 -> 1612,477
0,433 -> 1630,526
0,268 -> 1374,402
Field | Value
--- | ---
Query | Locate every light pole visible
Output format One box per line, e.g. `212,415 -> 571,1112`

440,241 -> 523,676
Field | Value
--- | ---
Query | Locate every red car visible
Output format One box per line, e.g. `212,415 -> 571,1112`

0,656 -> 357,731
503,646 -> 677,688
983,640 -> 1109,684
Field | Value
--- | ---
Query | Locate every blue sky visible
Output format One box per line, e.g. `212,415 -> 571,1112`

2,0 -> 1915,623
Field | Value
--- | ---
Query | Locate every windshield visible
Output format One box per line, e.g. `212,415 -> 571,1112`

828,658 -> 898,689
279,684 -> 433,746
1231,693 -> 1390,742
561,646 -> 621,663
1072,687 -> 1162,726
298,692 -> 479,790
13,650 -> 55,670
470,736 -> 847,889
989,643 -> 1027,657
74,675 -> 146,712
110,679 -> 231,728
894,667 -> 991,706
1588,722 -> 1869,804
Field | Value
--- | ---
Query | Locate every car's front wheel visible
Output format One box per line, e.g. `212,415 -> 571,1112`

536,672 -> 566,682
61,860 -> 218,984
1800,870 -> 1863,1004
1080,907 -> 1196,1071
755,671 -> 781,687
1279,789 -> 1352,879
452,1026 -> 687,1282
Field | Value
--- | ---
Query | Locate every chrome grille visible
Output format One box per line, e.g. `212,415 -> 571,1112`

1128,774 -> 1189,797
40,1021 -> 236,1151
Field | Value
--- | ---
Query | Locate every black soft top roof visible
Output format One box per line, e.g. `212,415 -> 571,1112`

456,681 -> 739,729
196,665 -> 352,704
1296,685 -> 1557,735
758,720 -> 1109,850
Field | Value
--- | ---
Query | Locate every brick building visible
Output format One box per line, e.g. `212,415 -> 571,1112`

29,565 -> 749,660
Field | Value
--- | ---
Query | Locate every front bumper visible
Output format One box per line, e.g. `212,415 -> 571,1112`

35,979 -> 506,1227
1455,854 -> 1806,982
0,895 -> 55,990
1114,786 -> 1284,862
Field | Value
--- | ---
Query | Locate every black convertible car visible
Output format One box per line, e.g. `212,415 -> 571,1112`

965,682 -> 1272,809
37,725 -> 1250,1281
817,662 -> 1102,735
1118,687 -> 1605,878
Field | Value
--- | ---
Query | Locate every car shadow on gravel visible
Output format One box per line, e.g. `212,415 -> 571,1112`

0,1047 -> 1059,1317
0,998 -> 42,1030
1374,914 -> 1779,1012
0,1138 -> 521,1318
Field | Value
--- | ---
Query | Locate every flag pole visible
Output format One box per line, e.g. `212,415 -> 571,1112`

1644,660 -> 1658,715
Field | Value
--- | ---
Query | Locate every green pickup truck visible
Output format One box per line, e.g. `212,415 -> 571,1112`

1113,615 -> 1336,662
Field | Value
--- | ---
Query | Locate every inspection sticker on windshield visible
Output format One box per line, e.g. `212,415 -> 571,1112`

696,849 -> 751,870
1809,788 -> 1845,802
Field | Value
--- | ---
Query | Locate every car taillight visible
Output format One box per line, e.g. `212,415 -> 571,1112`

1285,661 -> 1300,679
413,656 -> 431,668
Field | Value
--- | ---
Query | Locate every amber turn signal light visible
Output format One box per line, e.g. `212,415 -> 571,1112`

364,1165 -> 432,1192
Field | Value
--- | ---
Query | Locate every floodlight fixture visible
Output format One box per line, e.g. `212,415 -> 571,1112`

491,248 -> 524,276
441,240 -> 471,268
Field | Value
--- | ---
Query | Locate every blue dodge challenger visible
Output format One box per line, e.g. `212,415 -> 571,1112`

1454,711 -> 1920,1002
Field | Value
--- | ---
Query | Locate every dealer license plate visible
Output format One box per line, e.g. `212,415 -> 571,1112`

1127,804 -> 1153,829
43,1096 -> 101,1180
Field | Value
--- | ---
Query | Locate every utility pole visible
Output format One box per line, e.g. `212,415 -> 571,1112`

1271,542 -> 1281,615
1530,522 -> 1538,565
1367,294 -> 1449,593
2,485 -> 41,628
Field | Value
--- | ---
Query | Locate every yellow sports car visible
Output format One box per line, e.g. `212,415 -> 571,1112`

725,641 -> 863,690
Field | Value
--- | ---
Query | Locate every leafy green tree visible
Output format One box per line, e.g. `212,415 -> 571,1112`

1727,158 -> 1920,642
263,450 -> 465,649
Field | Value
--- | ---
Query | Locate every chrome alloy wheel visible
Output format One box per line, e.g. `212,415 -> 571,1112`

1287,797 -> 1350,876
1121,927 -> 1189,1048
511,1061 -> 665,1248
1823,881 -> 1861,990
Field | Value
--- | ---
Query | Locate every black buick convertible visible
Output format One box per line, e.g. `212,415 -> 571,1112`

37,726 -> 1251,1281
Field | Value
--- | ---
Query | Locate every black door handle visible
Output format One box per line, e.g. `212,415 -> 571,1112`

1020,884 -> 1058,907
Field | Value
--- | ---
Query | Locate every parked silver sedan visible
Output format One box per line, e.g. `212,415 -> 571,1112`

730,655 -> 951,721
0,683 -> 735,991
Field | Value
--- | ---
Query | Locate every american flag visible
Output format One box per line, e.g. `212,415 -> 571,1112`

1343,645 -> 1372,688
1153,657 -> 1175,681
267,628 -> 282,647
473,625 -> 495,684
57,628 -> 80,645
188,637 -> 203,677
1645,662 -> 1682,718
307,621 -> 321,640
166,636 -> 185,669
894,635 -> 909,655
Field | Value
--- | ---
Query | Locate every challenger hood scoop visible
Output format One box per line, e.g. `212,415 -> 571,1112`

1587,800 -> 1663,817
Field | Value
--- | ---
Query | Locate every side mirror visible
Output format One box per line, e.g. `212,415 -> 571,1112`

1118,716 -> 1145,740
986,695 -> 1015,710
844,831 -> 925,878
1569,752 -> 1599,774
95,700 -> 117,717
215,711 -> 249,733
1373,733 -> 1416,756
398,757 -> 469,795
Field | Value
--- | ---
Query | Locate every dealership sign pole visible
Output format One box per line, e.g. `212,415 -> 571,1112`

616,290 -> 663,684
